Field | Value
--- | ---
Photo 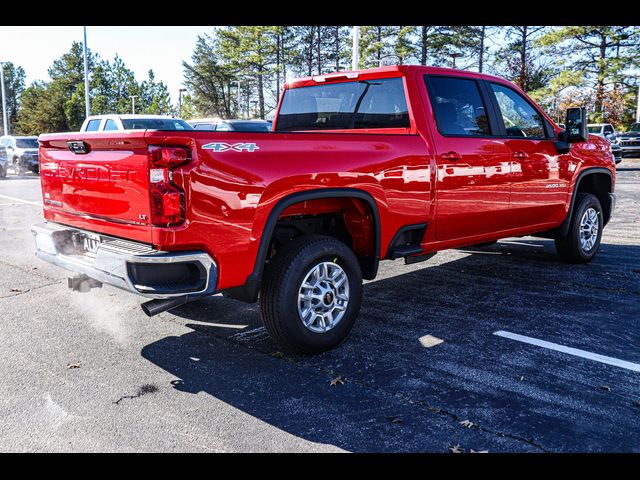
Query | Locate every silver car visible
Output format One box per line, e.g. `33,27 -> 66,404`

0,135 -> 40,175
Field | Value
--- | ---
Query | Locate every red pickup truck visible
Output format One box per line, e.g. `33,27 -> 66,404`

33,66 -> 616,353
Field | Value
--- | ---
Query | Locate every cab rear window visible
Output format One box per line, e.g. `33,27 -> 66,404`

276,77 -> 409,131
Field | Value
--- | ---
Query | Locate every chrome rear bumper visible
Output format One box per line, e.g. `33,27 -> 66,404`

31,222 -> 217,299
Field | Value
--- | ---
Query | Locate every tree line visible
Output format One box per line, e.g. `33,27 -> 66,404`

183,26 -> 640,128
3,26 -> 640,136
2,42 -> 173,135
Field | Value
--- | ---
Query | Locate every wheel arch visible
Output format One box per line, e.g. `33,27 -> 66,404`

223,187 -> 381,303
559,167 -> 613,236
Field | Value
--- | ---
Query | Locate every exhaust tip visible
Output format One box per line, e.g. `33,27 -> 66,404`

141,296 -> 190,317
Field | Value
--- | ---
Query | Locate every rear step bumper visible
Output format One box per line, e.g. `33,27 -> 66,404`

31,222 -> 217,299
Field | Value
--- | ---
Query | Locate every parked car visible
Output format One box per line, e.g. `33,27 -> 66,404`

187,118 -> 272,132
587,123 -> 622,164
33,65 -> 616,354
616,122 -> 640,158
80,115 -> 193,132
0,144 -> 7,178
0,135 -> 40,175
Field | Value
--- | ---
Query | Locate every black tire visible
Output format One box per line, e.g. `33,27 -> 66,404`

555,193 -> 603,264
260,234 -> 363,354
0,165 -> 6,178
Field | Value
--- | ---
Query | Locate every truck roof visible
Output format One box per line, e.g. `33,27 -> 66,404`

85,114 -> 176,120
285,65 -> 512,89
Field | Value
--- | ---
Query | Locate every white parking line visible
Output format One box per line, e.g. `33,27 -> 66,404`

0,194 -> 43,207
494,330 -> 640,373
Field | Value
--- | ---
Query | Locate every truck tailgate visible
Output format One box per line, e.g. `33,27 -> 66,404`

38,132 -> 152,243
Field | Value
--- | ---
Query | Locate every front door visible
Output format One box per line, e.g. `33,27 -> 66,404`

487,82 -> 570,227
424,75 -> 512,241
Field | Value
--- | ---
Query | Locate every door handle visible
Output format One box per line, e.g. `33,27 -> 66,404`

441,151 -> 462,161
512,151 -> 529,160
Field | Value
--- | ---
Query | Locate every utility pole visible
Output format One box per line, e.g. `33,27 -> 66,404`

637,84 -> 640,123
178,88 -> 187,117
83,26 -> 91,118
0,62 -> 8,136
351,26 -> 360,71
130,95 -> 137,114
236,81 -> 241,119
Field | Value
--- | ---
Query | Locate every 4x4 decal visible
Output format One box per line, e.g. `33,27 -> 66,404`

202,142 -> 260,152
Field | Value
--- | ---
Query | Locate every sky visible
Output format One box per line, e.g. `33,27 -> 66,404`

0,26 -> 213,103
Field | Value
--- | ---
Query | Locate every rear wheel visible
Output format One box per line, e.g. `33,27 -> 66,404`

0,165 -> 6,178
555,193 -> 603,263
260,235 -> 363,354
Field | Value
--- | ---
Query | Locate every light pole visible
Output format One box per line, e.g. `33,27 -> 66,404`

0,61 -> 8,136
233,81 -> 240,118
130,95 -> 137,114
83,26 -> 90,118
351,26 -> 360,71
450,53 -> 462,69
178,88 -> 187,117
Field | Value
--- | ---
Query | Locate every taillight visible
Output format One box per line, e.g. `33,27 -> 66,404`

148,145 -> 190,226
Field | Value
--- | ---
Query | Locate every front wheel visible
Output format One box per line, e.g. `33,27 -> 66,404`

260,235 -> 363,354
555,193 -> 603,263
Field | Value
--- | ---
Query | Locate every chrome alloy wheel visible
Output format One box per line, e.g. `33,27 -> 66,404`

297,261 -> 350,333
579,207 -> 599,252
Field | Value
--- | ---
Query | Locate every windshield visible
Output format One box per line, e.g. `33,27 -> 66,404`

587,126 -> 602,134
15,138 -> 39,149
121,119 -> 193,131
231,122 -> 271,132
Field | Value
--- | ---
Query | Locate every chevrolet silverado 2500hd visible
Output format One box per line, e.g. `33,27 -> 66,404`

32,66 -> 616,353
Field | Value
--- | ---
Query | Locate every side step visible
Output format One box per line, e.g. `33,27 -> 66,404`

404,252 -> 436,265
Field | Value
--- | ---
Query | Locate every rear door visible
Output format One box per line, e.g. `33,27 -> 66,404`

486,82 -> 570,227
423,75 -> 512,241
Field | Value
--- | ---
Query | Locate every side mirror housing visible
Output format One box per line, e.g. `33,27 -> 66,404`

566,107 -> 589,142
554,129 -> 571,154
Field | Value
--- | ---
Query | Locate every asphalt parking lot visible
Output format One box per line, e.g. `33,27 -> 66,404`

0,159 -> 639,453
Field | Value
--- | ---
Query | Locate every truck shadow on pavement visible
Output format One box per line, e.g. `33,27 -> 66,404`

141,239 -> 640,452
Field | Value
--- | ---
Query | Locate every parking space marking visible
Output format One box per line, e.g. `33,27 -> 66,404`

0,194 -> 42,207
494,330 -> 640,372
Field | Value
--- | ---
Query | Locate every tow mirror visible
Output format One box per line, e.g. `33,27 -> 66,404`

566,107 -> 588,143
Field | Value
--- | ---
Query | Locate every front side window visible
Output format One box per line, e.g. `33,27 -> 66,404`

85,119 -> 101,132
426,76 -> 491,137
104,119 -> 119,131
276,77 -> 409,131
490,83 -> 547,138
604,125 -> 614,135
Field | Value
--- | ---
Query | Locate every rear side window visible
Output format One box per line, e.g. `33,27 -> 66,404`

121,119 -> 193,130
276,77 -> 409,131
85,119 -> 101,132
426,76 -> 491,137
490,83 -> 547,138
104,119 -> 119,131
